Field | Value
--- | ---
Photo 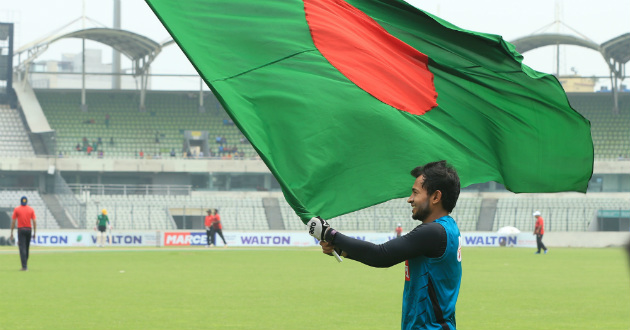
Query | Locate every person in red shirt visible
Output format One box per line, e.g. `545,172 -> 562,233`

395,223 -> 403,238
204,209 -> 214,247
209,208 -> 227,248
533,211 -> 548,254
10,196 -> 37,271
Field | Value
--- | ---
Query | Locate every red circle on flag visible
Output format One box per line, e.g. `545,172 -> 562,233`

304,0 -> 438,115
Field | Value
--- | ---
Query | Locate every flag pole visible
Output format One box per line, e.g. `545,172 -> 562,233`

332,250 -> 342,263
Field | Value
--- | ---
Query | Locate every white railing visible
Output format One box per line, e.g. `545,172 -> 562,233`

68,183 -> 192,196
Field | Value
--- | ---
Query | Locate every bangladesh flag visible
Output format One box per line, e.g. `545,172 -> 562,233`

147,0 -> 594,222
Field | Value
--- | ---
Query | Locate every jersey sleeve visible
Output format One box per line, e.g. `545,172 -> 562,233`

332,222 -> 447,268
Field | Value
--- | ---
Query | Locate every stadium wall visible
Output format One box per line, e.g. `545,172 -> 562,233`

0,230 -> 627,248
544,232 -> 630,248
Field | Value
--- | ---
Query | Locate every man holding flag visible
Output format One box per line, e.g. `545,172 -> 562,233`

309,160 -> 462,330
147,1 -> 594,328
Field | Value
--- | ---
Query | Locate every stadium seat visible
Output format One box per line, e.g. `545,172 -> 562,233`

36,89 -> 258,159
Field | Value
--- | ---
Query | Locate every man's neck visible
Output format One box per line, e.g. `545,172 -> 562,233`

422,210 -> 449,224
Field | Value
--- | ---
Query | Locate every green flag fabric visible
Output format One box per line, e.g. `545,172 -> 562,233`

147,0 -> 594,222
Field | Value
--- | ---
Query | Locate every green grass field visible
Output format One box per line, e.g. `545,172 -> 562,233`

1,247 -> 628,330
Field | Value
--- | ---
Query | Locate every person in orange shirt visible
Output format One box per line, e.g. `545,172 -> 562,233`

209,208 -> 227,248
533,211 -> 548,254
395,223 -> 403,238
204,209 -> 214,247
10,196 -> 37,271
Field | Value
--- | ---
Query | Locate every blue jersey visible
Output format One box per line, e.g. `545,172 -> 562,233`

402,215 -> 462,330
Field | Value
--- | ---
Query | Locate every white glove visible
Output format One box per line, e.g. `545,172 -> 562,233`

307,217 -> 333,242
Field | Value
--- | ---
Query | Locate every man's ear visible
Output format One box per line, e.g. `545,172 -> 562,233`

431,190 -> 441,204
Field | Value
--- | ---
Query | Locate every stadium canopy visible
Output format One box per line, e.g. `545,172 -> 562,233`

14,27 -> 161,76
161,39 -> 176,48
510,33 -> 601,54
63,28 -> 159,66
14,27 -> 162,110
601,33 -> 630,64
600,33 -> 630,113
510,33 -> 629,112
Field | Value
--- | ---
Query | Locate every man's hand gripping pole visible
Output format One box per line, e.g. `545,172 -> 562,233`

307,217 -> 343,263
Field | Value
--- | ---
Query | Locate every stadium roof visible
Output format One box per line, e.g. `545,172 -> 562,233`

15,28 -> 630,80
510,33 -> 629,83
510,33 -> 601,54
15,27 -> 161,77
601,33 -> 630,64
16,28 -> 160,61
60,28 -> 160,60
161,39 -> 176,48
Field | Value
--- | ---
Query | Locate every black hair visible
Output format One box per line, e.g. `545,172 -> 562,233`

410,160 -> 460,213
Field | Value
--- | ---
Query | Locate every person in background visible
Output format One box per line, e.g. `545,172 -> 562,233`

205,209 -> 214,247
10,196 -> 37,271
533,211 -> 548,254
308,160 -> 462,330
210,208 -> 227,248
95,209 -> 112,247
395,223 -> 403,238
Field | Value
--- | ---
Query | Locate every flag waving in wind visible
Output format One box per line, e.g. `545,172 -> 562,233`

147,0 -> 594,222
